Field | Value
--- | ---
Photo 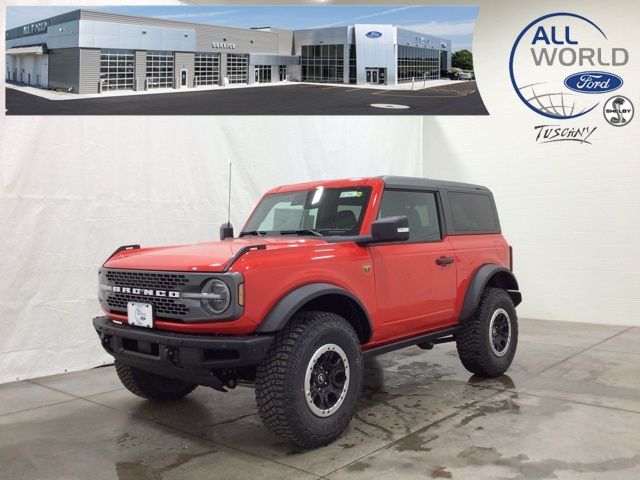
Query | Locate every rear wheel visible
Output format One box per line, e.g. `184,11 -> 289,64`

115,360 -> 197,401
255,311 -> 363,448
456,288 -> 518,378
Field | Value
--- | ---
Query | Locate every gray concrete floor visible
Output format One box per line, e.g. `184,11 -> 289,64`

1,319 -> 639,480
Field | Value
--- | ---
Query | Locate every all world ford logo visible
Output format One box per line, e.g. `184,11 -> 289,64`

366,31 -> 383,39
564,71 -> 623,94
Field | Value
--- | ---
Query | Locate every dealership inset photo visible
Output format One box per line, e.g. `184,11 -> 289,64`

5,5 -> 485,115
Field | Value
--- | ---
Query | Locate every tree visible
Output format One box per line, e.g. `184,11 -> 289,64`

452,49 -> 473,71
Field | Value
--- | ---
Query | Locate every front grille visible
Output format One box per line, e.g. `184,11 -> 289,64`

100,268 -> 243,323
103,269 -> 191,318
107,292 -> 190,317
105,270 -> 189,290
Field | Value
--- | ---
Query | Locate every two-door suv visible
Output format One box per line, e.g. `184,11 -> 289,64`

94,176 -> 522,447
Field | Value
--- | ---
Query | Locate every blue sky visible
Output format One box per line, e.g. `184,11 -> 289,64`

7,5 -> 478,51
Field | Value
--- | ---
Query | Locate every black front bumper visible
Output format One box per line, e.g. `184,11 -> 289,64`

93,316 -> 273,390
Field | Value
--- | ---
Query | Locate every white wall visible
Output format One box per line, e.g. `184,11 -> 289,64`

0,117 -> 423,383
423,0 -> 640,326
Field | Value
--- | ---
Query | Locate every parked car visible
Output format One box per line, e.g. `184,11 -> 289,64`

94,176 -> 522,448
459,70 -> 475,80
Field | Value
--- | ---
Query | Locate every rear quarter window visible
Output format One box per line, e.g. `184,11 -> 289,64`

447,191 -> 499,233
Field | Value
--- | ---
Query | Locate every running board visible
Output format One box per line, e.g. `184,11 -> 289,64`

362,326 -> 459,357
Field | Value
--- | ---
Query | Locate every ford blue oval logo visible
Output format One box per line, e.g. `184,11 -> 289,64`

564,71 -> 623,94
366,31 -> 382,39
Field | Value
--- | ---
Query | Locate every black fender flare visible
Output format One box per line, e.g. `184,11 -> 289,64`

459,264 -> 522,322
256,283 -> 373,341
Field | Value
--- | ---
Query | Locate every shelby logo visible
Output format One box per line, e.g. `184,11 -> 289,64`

534,125 -> 597,144
112,286 -> 180,298
510,13 -> 629,120
603,96 -> 634,127
366,31 -> 383,39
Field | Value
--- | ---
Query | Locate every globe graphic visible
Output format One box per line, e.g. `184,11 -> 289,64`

517,82 -> 596,119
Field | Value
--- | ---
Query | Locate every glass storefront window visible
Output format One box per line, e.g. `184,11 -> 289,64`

301,44 -> 345,83
349,45 -> 357,84
397,45 -> 441,83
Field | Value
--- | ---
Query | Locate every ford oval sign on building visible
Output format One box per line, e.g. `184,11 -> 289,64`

564,71 -> 623,94
365,31 -> 383,39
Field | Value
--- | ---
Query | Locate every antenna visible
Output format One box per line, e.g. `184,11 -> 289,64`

219,163 -> 234,240
227,162 -> 232,226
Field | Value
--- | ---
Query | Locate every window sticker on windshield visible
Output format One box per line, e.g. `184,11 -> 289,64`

340,191 -> 363,198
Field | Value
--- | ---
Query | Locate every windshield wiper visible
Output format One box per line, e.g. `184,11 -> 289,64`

239,230 -> 267,237
279,229 -> 324,237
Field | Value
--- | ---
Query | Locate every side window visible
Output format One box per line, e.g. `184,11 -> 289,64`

447,191 -> 498,232
379,190 -> 441,242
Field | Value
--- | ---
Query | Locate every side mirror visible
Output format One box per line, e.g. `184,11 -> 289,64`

369,216 -> 410,243
219,222 -> 234,240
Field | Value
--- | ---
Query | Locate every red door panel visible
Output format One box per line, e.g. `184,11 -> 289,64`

369,238 -> 457,342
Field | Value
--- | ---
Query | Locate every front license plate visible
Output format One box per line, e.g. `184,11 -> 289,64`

127,302 -> 154,328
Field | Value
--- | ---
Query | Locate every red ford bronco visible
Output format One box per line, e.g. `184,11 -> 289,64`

94,176 -> 521,447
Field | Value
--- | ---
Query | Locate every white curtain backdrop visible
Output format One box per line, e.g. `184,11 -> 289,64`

0,0 -> 427,384
0,116 -> 423,383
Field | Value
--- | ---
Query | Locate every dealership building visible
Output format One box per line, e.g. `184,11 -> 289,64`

5,9 -> 452,94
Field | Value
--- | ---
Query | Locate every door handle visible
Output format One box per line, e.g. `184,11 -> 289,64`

436,256 -> 455,266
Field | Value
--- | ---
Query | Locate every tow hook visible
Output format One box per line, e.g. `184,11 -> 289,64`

216,369 -> 238,389
167,348 -> 179,366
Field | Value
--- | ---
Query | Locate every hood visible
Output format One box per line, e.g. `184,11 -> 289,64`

103,237 -> 328,272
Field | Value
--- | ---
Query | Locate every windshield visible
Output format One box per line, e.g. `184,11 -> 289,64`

242,186 -> 372,237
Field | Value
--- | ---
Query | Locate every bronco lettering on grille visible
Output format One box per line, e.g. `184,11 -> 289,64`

112,285 -> 180,298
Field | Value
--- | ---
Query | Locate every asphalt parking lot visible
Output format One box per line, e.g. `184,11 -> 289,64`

6,81 -> 487,115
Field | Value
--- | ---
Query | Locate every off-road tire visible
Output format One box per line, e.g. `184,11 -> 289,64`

456,288 -> 518,378
115,360 -> 197,401
255,311 -> 363,448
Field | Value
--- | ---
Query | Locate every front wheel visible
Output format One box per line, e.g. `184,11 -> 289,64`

456,288 -> 518,378
115,360 -> 197,401
255,311 -> 363,448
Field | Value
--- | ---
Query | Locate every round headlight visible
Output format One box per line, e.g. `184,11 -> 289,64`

201,279 -> 231,315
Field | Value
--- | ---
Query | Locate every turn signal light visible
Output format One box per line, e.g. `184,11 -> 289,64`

238,283 -> 245,306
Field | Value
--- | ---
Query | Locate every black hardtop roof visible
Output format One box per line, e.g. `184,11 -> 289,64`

380,176 -> 491,192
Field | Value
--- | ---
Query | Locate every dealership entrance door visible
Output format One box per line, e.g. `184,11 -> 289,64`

366,68 -> 386,85
254,65 -> 271,83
